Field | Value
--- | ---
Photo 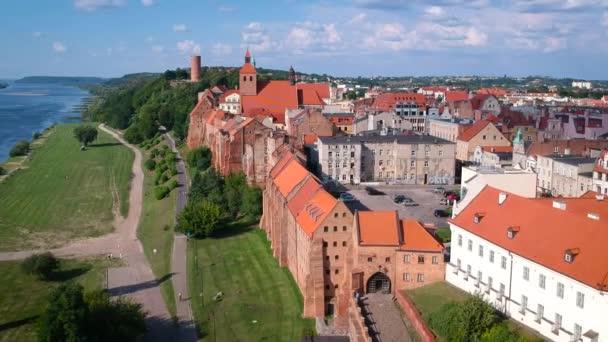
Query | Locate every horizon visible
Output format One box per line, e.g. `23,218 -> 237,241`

1,1 -> 608,80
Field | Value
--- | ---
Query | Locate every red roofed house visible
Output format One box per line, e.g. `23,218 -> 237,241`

238,50 -> 330,126
285,108 -> 336,150
447,186 -> 608,341
260,152 -> 445,328
593,150 -> 608,195
218,89 -> 240,114
476,87 -> 507,98
456,120 -> 510,161
471,94 -> 501,116
445,91 -> 470,102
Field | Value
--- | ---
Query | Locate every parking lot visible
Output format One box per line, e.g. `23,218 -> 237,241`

344,185 -> 458,227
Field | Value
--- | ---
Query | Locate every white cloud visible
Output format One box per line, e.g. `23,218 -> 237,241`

73,0 -> 126,10
543,37 -> 567,52
212,43 -> 232,55
33,32 -> 42,38
151,45 -> 164,53
173,24 -> 188,32
349,13 -> 367,24
464,27 -> 488,46
177,40 -> 201,55
141,0 -> 155,7
425,6 -> 445,16
53,42 -> 66,53
246,22 -> 262,30
241,22 -> 278,52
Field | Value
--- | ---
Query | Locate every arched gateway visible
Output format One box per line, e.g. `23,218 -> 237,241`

366,272 -> 391,294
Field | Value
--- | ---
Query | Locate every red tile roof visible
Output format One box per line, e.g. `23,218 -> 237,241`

241,81 -> 298,123
477,87 -> 507,97
240,62 -> 256,74
450,186 -> 608,290
471,94 -> 496,110
400,219 -> 443,252
303,134 -> 318,145
296,190 -> 338,236
445,91 -> 469,102
372,93 -> 426,112
457,120 -> 493,142
219,89 -> 239,102
298,83 -> 330,103
269,151 -> 295,179
357,211 -> 400,245
287,177 -> 321,216
526,140 -> 608,157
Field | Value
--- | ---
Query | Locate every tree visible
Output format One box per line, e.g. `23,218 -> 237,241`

154,186 -> 170,199
84,290 -> 147,342
144,159 -> 156,171
38,283 -> 88,342
187,147 -> 212,171
73,125 -> 98,147
9,140 -> 30,157
0,166 -> 5,175
242,186 -> 263,218
21,252 -> 59,280
124,125 -> 143,144
224,172 -> 247,219
177,200 -> 222,238
428,295 -> 499,342
189,168 -> 224,203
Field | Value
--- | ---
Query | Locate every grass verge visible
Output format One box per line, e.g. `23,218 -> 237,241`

0,257 -> 119,342
0,124 -> 133,251
188,224 -> 315,341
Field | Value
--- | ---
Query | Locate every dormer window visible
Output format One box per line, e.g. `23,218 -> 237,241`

507,226 -> 520,239
473,212 -> 485,223
564,248 -> 579,263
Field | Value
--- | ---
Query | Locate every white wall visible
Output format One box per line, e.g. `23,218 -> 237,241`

447,224 -> 607,342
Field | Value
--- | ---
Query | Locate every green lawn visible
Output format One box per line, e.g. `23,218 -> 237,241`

0,124 -> 134,251
407,282 -> 545,341
137,139 -> 177,318
0,257 -> 118,342
188,226 -> 315,341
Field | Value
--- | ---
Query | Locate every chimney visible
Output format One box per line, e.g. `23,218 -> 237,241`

191,55 -> 201,82
552,200 -> 567,210
498,192 -> 507,205
587,212 -> 600,221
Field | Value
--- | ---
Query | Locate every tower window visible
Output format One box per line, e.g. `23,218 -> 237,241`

243,76 -> 246,81
249,76 -> 253,81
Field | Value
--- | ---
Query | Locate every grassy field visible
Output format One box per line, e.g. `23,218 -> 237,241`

188,225 -> 315,341
0,257 -> 118,342
0,124 -> 134,251
137,138 -> 177,318
406,282 -> 545,341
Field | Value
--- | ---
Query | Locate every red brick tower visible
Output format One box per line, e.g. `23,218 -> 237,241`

191,55 -> 201,82
239,49 -> 257,96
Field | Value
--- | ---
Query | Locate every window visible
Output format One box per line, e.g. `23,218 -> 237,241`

536,304 -> 544,323
425,150 -> 430,157
411,150 -> 416,156
379,149 -> 383,155
467,240 -> 473,251
404,273 -> 411,282
342,226 -> 347,231
324,226 -> 328,233
476,271 -> 482,287
335,269 -> 339,274
417,273 -> 424,282
379,160 -> 383,166
367,257 -> 372,262
489,250 -> 495,263
576,291 -> 584,308
325,285 -> 330,290
553,314 -> 562,334
482,135 -> 487,140
439,150 -> 443,156
523,266 -> 529,281
457,235 -> 462,246
499,283 -> 505,298
478,245 -> 484,257
539,274 -> 546,289
487,277 -> 493,293
342,241 -> 346,247
410,160 -> 415,167
350,152 -> 354,158
385,257 -> 390,263
432,256 -> 439,264
404,255 -> 410,264
520,295 -> 528,314
501,256 -> 507,269
466,265 -> 471,278
335,284 -> 339,289
556,282 -> 564,299
334,255 -> 339,260
333,226 -> 337,232
334,213 -> 338,218
418,255 -> 425,264
329,152 -> 332,157
573,324 -> 582,341
325,269 -> 330,275
333,241 -> 337,247
323,241 -> 328,247
424,161 -> 429,167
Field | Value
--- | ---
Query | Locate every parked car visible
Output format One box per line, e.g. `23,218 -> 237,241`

403,199 -> 419,206
339,193 -> 356,202
434,209 -> 450,218
433,187 -> 446,194
365,186 -> 385,195
393,195 -> 406,203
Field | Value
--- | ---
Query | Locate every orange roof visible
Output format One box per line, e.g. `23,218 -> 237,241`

445,91 -> 469,102
296,189 -> 337,236
219,89 -> 239,102
287,177 -> 322,216
303,134 -> 318,145
241,80 -> 299,123
240,62 -> 256,74
373,92 -> 426,112
450,186 -> 608,290
357,211 -> 400,245
269,151 -> 295,179
477,87 -> 507,97
481,146 -> 513,153
471,94 -> 496,110
400,219 -> 444,252
273,159 -> 309,197
457,120 -> 493,142
298,83 -> 330,104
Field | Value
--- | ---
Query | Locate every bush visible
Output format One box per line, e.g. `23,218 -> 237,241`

176,200 -> 222,238
242,186 -> 263,217
33,131 -> 42,140
9,140 -> 30,157
124,125 -> 143,144
159,163 -> 168,172
161,173 -> 169,183
154,186 -> 170,200
150,148 -> 159,157
0,166 -> 5,175
169,165 -> 178,176
428,296 -> 499,342
144,159 -> 156,171
159,148 -> 167,157
187,147 -> 212,171
168,179 -> 178,190
481,324 -> 518,342
21,252 -> 59,280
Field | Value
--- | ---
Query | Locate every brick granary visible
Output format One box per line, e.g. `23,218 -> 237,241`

260,151 -> 446,327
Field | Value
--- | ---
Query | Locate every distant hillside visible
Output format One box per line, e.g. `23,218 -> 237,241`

16,76 -> 106,86
103,73 -> 160,87
0,83 -> 7,89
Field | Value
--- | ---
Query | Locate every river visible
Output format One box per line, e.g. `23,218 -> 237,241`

0,82 -> 89,161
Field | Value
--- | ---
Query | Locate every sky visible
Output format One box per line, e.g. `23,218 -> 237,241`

1,0 -> 607,79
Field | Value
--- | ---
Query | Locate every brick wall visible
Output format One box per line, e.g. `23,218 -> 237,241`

395,291 -> 436,342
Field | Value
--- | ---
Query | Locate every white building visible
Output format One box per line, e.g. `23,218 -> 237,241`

218,90 -> 241,114
592,150 -> 608,195
447,186 -> 608,342
572,81 -> 592,89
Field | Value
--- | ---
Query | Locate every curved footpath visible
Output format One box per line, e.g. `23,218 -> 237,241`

0,124 -> 193,341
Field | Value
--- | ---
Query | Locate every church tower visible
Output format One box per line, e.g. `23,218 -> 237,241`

239,48 -> 257,96
288,65 -> 296,86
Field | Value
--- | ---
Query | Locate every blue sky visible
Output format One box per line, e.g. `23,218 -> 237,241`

1,0 -> 607,79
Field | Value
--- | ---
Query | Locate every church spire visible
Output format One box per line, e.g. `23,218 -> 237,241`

245,48 -> 251,64
288,65 -> 296,86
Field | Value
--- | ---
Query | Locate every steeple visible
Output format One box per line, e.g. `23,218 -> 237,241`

288,65 -> 296,86
513,127 -> 523,144
245,48 -> 251,64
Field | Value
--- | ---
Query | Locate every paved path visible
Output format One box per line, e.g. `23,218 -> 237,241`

0,124 -> 180,341
164,133 -> 197,342
361,293 -> 411,342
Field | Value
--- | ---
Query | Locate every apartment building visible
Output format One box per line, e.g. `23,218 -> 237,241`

447,187 -> 608,342
592,150 -> 608,195
428,117 -> 474,143
456,120 -> 510,162
536,155 -> 595,197
315,135 -> 455,185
